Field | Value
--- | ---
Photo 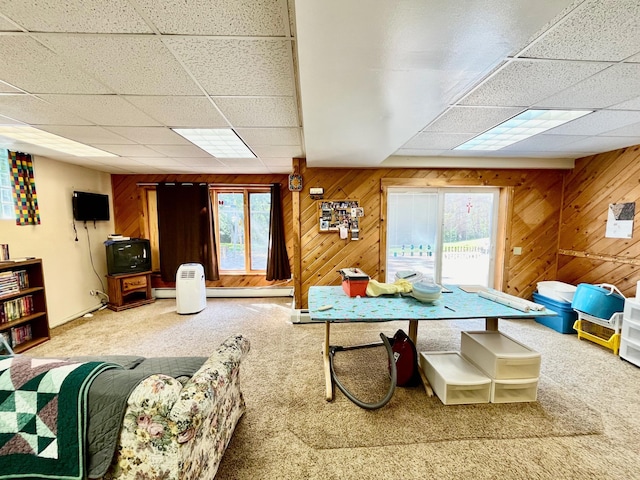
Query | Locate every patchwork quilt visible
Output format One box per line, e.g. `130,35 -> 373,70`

0,356 -> 119,480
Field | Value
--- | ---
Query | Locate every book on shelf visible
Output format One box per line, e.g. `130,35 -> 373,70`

10,323 -> 32,346
1,295 -> 34,323
0,244 -> 8,261
0,271 -> 19,296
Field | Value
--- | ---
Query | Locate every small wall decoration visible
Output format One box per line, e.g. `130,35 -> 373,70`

288,173 -> 303,191
606,202 -> 635,239
318,199 -> 361,238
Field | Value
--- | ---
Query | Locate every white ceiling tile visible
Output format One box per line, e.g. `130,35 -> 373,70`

0,0 -> 152,33
235,127 -> 301,145
0,114 -> 25,125
133,157 -> 191,167
38,94 -> 161,126
125,96 -> 228,127
0,16 -> 18,31
165,37 -> 294,96
562,135 -> 640,152
252,145 -> 302,157
213,97 -> 299,127
37,35 -> 201,96
105,127 -> 190,145
610,96 -> 640,110
521,0 -> 640,61
0,95 -> 92,125
0,82 -> 22,93
147,145 -> 212,158
217,157 -> 266,167
460,59 -> 610,107
172,157 -> 226,167
0,36 -> 111,94
535,63 -> 640,109
501,134 -> 593,152
133,0 -> 286,36
36,125 -> 134,144
266,165 -> 290,174
394,149 -> 449,156
97,144 -> 165,157
260,157 -> 294,167
424,106 -> 525,133
544,110 -> 640,136
602,122 -> 640,137
402,132 -> 475,150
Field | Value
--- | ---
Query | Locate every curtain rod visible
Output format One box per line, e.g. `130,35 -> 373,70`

136,182 -> 277,187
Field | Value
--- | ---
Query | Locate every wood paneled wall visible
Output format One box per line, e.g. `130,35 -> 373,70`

111,174 -> 293,289
558,145 -> 640,297
295,162 -> 565,307
111,164 -> 571,305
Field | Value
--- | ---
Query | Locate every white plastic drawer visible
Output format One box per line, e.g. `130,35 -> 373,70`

622,316 -> 640,344
419,351 -> 491,405
461,331 -> 541,380
490,378 -> 539,403
620,337 -> 640,368
624,298 -> 640,322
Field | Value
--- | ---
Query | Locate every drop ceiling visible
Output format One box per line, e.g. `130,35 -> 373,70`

0,0 -> 640,174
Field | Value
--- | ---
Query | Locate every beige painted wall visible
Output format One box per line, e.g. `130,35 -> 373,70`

0,156 -> 114,327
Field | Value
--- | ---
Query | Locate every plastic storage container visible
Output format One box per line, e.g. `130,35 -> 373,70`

536,281 -> 577,303
532,292 -> 577,334
571,283 -> 624,320
460,331 -> 541,380
490,378 -> 539,403
338,268 -> 369,297
419,351 -> 491,405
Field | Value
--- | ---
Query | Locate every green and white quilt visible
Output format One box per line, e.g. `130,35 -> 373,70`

0,356 -> 119,480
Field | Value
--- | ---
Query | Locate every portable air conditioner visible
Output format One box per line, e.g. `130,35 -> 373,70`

176,263 -> 207,314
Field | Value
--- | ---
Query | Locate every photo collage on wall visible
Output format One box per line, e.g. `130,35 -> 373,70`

318,200 -> 364,241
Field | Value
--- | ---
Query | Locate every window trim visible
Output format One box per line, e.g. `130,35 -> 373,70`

211,186 -> 271,275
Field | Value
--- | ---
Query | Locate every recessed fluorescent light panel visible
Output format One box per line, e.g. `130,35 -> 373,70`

172,128 -> 256,158
454,109 -> 593,151
0,125 -> 116,157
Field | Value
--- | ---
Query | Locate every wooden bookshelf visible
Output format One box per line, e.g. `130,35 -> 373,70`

0,258 -> 50,353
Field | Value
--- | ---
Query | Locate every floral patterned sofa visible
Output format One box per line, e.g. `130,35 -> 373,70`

100,334 -> 250,480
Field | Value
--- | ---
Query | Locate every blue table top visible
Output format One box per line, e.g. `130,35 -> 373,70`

308,285 -> 557,322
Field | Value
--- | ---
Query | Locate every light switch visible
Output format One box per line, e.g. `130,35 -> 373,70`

513,247 -> 522,255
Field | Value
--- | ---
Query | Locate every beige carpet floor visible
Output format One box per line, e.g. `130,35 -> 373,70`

30,297 -> 640,479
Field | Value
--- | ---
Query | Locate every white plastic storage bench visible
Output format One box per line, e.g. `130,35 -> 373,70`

461,331 -> 541,403
419,352 -> 491,405
621,298 -> 640,367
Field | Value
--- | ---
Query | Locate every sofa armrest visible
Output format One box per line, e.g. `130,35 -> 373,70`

168,334 -> 250,438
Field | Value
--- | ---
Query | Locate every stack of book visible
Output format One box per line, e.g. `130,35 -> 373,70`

0,271 -> 19,296
10,324 -> 32,346
1,295 -> 34,323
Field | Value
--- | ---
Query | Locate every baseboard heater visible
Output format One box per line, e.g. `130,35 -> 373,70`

290,308 -> 311,323
153,287 -> 293,299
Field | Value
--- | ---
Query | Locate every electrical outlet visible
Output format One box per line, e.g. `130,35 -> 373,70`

89,290 -> 96,296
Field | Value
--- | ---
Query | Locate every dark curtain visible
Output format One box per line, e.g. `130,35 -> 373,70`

156,183 -> 219,282
266,183 -> 291,281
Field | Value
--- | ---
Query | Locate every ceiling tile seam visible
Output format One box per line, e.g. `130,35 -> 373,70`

127,0 -> 162,36
158,36 -> 235,131
23,33 -> 120,95
513,0 -> 591,60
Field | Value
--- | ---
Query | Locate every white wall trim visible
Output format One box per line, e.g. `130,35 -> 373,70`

154,287 -> 294,299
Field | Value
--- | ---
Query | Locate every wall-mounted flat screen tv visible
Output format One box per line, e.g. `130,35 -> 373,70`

72,191 -> 110,221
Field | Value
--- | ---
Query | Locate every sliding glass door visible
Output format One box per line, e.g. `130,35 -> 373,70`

386,188 -> 499,287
